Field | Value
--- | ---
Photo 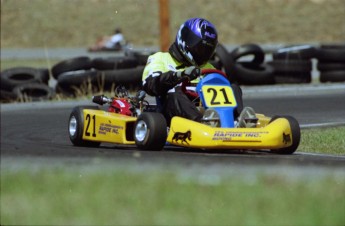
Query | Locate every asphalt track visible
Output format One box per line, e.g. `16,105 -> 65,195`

1,84 -> 345,171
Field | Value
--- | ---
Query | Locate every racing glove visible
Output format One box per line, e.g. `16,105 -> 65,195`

174,66 -> 201,83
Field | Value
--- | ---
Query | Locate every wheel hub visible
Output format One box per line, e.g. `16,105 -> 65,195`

135,120 -> 148,142
69,116 -> 77,136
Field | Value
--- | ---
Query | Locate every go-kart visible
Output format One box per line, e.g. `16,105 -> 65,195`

68,69 -> 300,154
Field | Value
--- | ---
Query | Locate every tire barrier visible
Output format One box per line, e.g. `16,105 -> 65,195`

230,43 -> 265,64
320,70 -> 345,83
317,62 -> 345,71
267,60 -> 312,84
100,66 -> 144,87
316,44 -> 345,83
233,62 -> 275,85
56,70 -> 99,96
2,43 -> 345,103
0,67 -> 49,91
229,44 -> 275,85
272,45 -> 317,60
316,45 -> 345,63
51,56 -> 93,79
51,55 -> 142,96
56,67 -> 144,96
269,45 -> 316,84
13,83 -> 55,101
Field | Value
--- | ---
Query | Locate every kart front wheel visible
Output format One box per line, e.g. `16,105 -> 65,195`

134,112 -> 167,151
68,106 -> 101,147
270,115 -> 301,154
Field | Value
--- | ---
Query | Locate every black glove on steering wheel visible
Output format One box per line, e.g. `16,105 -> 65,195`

174,66 -> 201,82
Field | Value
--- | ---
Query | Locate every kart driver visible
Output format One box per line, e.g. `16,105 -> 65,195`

142,17 -> 254,127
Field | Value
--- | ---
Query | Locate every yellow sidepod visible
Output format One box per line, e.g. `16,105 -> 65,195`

82,109 -> 136,144
167,116 -> 293,150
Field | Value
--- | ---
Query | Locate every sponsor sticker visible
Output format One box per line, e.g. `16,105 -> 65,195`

98,123 -> 123,135
212,131 -> 268,141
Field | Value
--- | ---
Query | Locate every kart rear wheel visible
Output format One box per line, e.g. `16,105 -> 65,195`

69,106 -> 101,147
270,115 -> 300,154
134,112 -> 167,151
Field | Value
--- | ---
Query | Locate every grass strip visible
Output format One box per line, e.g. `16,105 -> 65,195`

299,126 -> 345,155
1,169 -> 344,225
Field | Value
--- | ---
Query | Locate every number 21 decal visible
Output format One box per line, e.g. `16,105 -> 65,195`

202,85 -> 237,107
85,114 -> 96,137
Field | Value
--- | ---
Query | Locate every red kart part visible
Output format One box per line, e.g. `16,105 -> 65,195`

108,98 -> 133,116
201,68 -> 228,78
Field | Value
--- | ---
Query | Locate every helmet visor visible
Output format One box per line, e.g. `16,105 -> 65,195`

184,29 -> 217,66
189,40 -> 217,66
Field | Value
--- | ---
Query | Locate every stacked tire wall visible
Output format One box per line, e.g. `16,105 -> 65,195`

0,52 -> 147,102
213,43 -> 345,85
268,45 -> 316,84
0,67 -> 55,102
229,44 -> 275,85
316,45 -> 345,83
1,43 -> 344,102
53,56 -> 144,96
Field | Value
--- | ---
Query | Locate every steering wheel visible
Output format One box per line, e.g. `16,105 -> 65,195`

181,68 -> 228,101
201,68 -> 228,79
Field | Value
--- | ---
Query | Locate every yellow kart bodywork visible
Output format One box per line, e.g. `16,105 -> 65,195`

69,68 -> 300,153
167,115 -> 294,150
70,106 -> 298,153
81,109 -> 136,144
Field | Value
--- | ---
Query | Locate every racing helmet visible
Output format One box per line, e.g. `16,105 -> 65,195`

176,18 -> 218,66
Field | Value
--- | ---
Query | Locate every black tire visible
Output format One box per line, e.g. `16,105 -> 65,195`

92,56 -> 139,70
52,56 -> 93,79
272,45 -> 317,60
316,47 -> 345,63
56,70 -> 98,95
230,43 -> 265,64
233,62 -> 275,85
214,43 -> 236,82
320,43 -> 345,49
317,63 -> 345,71
319,70 -> 345,83
267,60 -> 312,84
68,106 -> 101,147
134,112 -> 167,150
0,67 -> 47,91
101,66 -> 145,87
13,83 -> 55,101
267,60 -> 312,73
270,116 -> 300,155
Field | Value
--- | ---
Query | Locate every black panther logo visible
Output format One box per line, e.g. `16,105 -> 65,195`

283,133 -> 291,144
172,130 -> 192,145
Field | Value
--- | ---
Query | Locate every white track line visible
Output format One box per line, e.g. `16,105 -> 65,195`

301,122 -> 345,129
